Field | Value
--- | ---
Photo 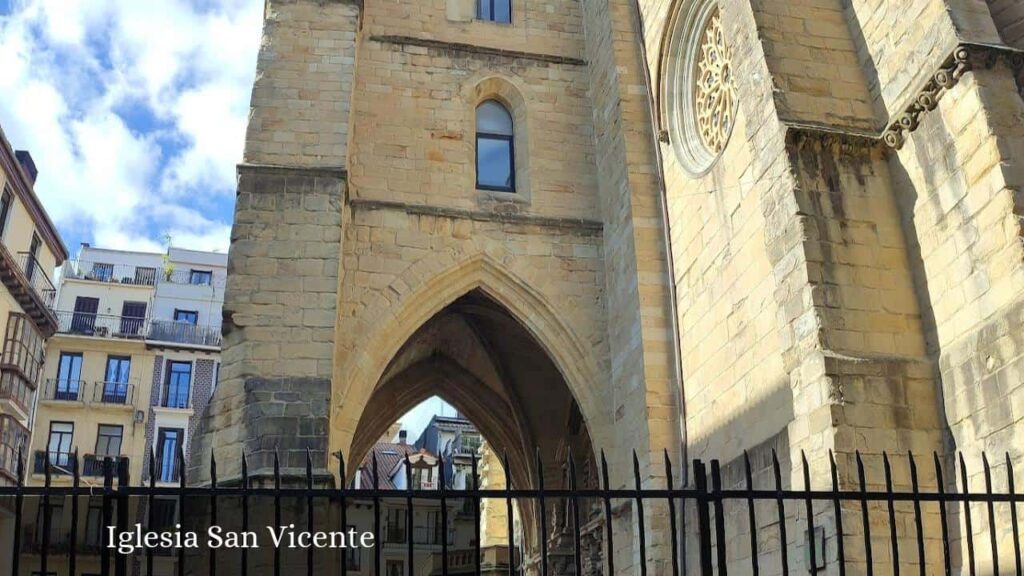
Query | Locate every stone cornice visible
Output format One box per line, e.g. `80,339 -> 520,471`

348,198 -> 603,235
236,162 -> 348,180
369,35 -> 587,66
882,42 -> 1024,150
778,43 -> 1023,153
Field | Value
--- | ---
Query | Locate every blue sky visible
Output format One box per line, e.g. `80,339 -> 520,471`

0,0 -> 264,254
0,0 -> 459,439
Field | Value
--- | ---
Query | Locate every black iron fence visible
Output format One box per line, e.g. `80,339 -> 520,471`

0,448 -> 1021,576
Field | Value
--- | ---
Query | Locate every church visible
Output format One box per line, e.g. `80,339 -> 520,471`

189,0 -> 1024,573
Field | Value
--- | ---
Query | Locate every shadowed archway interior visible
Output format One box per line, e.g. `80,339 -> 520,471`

348,290 -> 599,557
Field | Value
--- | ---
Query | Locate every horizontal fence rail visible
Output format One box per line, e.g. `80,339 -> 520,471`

0,448 -> 1021,576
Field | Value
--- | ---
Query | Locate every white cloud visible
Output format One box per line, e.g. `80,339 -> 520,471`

0,0 -> 262,253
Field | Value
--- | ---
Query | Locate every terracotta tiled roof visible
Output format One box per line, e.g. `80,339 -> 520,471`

357,442 -> 433,489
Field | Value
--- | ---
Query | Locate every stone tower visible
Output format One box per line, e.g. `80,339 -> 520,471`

192,0 -> 1024,573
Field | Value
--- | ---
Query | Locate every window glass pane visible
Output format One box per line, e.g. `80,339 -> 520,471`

477,137 -> 513,190
96,425 -> 122,455
477,0 -> 491,20
476,101 -> 513,135
494,0 -> 511,23
164,361 -> 192,408
189,270 -> 212,285
174,310 -> 198,325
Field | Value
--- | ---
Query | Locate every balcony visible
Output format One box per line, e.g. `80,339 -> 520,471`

33,450 -> 74,475
94,380 -> 136,406
15,252 -> 56,307
0,243 -> 57,335
0,414 -> 29,481
41,378 -> 86,402
61,259 -> 158,287
148,319 -> 221,348
40,379 -> 137,409
0,370 -> 34,414
53,310 -> 147,340
83,453 -> 126,477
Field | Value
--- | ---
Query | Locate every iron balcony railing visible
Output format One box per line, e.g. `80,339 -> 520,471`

61,259 -> 223,288
53,310 -> 147,340
41,378 -> 86,402
14,252 -> 56,308
33,450 -> 74,475
94,380 -> 136,405
39,379 -> 136,407
82,454 -> 126,477
61,259 -> 158,287
148,319 -> 221,347
53,310 -> 221,348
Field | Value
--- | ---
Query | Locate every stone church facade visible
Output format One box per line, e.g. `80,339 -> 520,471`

190,0 -> 1024,573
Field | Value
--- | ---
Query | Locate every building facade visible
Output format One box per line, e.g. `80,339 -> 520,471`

352,434 -> 513,576
18,245 -> 225,575
191,0 -> 1024,574
0,124 -> 69,566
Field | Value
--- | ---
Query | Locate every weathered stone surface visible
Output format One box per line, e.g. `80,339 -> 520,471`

196,0 -> 1024,573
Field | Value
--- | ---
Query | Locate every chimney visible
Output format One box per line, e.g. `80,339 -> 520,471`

398,430 -> 408,444
14,151 -> 37,185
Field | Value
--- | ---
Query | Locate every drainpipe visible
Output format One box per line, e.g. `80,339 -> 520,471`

628,0 -> 688,483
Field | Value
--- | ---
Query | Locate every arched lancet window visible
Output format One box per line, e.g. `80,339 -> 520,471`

477,0 -> 511,23
475,100 -> 515,192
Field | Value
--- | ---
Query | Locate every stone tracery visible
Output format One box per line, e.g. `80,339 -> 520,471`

693,9 -> 735,155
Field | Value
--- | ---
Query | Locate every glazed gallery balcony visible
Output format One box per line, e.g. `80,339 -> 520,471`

0,413 -> 29,482
53,311 -> 222,348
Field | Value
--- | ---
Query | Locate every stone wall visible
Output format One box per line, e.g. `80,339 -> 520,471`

243,0 -> 358,167
189,164 -> 344,484
988,0 -> 1024,48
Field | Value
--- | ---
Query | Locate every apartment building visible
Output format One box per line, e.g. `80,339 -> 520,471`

28,244 -> 225,489
414,414 -> 481,491
0,127 -> 68,563
353,434 -> 509,576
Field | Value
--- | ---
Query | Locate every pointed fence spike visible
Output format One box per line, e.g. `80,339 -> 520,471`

908,451 -> 925,576
933,452 -> 952,576
982,452 -> 999,576
306,448 -> 313,489
337,449 -> 346,487
274,449 -> 281,490
960,452 -> 977,576
372,451 -> 379,489
241,451 -> 249,488
16,444 -> 24,484
802,450 -> 818,576
1005,452 -> 1021,576
211,452 -> 218,488
178,443 -> 187,486
600,449 -> 615,575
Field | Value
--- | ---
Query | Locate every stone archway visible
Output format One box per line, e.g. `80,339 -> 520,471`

331,255 -> 611,469
346,289 -> 602,569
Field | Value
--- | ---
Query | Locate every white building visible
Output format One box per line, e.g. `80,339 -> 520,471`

30,243 -> 226,488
